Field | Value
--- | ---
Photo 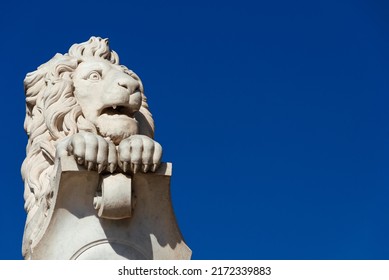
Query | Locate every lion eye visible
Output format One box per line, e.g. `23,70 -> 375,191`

87,71 -> 101,80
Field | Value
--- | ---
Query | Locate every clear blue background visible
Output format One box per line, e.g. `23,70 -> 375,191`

1,0 -> 388,259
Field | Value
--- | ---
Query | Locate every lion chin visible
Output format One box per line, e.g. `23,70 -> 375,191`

96,115 -> 139,145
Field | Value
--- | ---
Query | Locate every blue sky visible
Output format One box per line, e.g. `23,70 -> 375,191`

1,0 -> 389,259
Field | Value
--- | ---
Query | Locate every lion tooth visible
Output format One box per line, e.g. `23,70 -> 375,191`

113,105 -> 117,109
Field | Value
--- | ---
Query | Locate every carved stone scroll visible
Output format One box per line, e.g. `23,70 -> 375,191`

94,173 -> 133,219
26,156 -> 191,260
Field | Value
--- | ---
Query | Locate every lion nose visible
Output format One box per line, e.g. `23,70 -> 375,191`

117,77 -> 139,94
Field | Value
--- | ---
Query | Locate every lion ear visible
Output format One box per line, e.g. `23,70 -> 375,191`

52,57 -> 78,80
56,65 -> 75,79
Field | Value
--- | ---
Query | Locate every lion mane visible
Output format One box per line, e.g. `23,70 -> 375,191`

21,37 -> 154,241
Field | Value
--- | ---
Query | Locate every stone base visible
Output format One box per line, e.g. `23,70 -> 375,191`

26,156 -> 191,260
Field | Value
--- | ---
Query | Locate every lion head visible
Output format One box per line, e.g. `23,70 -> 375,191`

21,37 -> 155,245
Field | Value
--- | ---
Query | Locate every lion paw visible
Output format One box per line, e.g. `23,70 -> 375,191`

118,135 -> 162,173
57,131 -> 117,173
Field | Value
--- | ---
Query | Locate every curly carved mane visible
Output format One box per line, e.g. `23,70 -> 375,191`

21,37 -> 154,225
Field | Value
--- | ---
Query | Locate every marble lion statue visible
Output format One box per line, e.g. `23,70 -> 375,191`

21,37 -> 162,254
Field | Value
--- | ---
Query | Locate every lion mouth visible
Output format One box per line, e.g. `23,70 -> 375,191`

100,105 -> 135,118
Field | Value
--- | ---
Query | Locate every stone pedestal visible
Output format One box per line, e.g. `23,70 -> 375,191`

28,156 -> 191,260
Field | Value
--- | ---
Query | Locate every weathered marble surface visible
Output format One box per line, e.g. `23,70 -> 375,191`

21,37 -> 191,259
